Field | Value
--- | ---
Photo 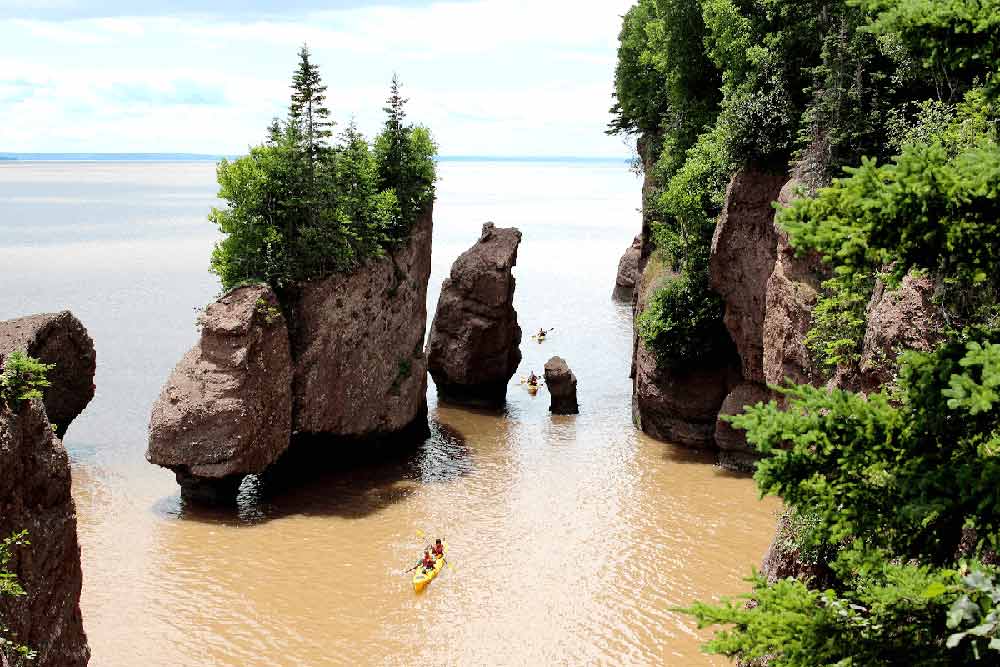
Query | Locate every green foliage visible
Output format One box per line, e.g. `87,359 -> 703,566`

686,336 -> 1000,662
209,52 -> 436,291
805,273 -> 874,373
686,561 -> 990,666
0,352 -> 53,412
608,0 -> 670,137
0,530 -> 34,664
781,141 -> 1000,288
860,0 -> 1000,100
637,268 -> 732,369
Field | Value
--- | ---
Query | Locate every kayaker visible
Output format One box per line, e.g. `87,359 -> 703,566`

527,371 -> 538,386
421,551 -> 435,571
537,327 -> 547,338
432,539 -> 444,557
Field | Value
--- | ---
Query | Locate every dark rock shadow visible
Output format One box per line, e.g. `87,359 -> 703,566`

154,419 -> 472,526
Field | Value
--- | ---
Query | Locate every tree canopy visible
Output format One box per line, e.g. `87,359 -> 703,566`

209,51 -> 437,291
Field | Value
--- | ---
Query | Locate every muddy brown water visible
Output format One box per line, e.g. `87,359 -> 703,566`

0,160 -> 780,666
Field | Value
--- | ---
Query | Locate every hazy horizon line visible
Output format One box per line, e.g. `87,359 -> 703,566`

0,152 -> 631,164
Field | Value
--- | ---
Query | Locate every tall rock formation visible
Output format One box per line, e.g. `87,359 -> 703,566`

0,312 -> 96,437
709,170 -> 787,384
147,208 -> 435,501
146,285 -> 293,502
0,400 -> 90,667
426,222 -> 522,406
761,178 -> 824,389
285,208 -> 433,439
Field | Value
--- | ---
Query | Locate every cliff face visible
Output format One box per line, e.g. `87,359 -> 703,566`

287,208 -> 433,438
630,158 -> 940,470
426,222 -> 522,406
0,312 -> 96,437
148,208 -> 434,500
0,401 -> 90,667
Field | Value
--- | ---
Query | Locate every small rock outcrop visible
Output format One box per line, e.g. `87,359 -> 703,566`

426,222 -> 522,406
146,285 -> 293,501
0,312 -> 96,437
0,401 -> 90,667
544,356 -> 579,415
286,208 -> 433,439
614,235 -> 642,295
710,170 -> 787,384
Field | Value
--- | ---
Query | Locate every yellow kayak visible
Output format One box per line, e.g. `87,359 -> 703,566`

413,544 -> 447,593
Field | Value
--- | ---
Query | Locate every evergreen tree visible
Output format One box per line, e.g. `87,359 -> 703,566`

378,74 -> 412,220
289,44 -> 333,165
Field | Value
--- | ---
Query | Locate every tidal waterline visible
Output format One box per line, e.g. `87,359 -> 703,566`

0,160 -> 779,665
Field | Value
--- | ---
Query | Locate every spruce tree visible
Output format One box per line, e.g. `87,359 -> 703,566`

289,44 -> 333,165
379,74 -> 413,224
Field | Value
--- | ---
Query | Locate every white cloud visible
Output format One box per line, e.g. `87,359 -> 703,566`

0,0 -> 635,155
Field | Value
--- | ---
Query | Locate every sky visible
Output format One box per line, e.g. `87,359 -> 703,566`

0,0 -> 636,156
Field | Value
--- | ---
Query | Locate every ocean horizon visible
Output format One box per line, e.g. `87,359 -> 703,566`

0,152 -> 631,164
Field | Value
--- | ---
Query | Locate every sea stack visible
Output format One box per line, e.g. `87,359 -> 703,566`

147,209 -> 435,503
544,356 -> 579,415
426,222 -> 522,407
146,285 -> 294,502
0,311 -> 96,437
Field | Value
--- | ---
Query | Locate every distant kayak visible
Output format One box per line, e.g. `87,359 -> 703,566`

413,544 -> 447,593
531,328 -> 553,342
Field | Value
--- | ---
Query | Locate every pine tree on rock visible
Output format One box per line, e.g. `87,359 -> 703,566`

378,74 -> 415,227
289,44 -> 333,166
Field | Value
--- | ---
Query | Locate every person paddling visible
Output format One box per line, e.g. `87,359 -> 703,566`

421,550 -> 435,572
432,539 -> 444,557
537,327 -> 547,338
527,371 -> 539,387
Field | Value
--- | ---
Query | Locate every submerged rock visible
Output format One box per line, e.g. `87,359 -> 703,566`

285,208 -> 433,440
544,356 -> 579,415
426,222 -> 522,406
146,284 -> 293,500
0,401 -> 90,667
0,311 -> 96,437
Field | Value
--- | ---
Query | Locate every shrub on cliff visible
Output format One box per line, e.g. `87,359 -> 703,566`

209,46 -> 437,291
0,352 -> 53,412
0,530 -> 33,664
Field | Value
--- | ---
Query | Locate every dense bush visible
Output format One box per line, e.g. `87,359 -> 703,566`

0,352 -> 52,412
210,48 -> 436,291
637,268 -> 731,369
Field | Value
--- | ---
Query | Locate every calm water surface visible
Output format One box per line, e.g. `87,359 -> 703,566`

0,161 -> 780,666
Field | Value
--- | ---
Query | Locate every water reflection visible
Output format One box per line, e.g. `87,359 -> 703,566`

154,419 -> 473,526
